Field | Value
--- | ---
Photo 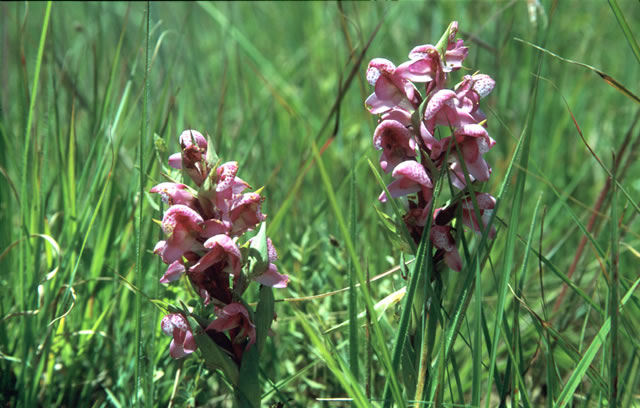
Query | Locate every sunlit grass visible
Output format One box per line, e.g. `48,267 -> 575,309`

1,1 -> 639,407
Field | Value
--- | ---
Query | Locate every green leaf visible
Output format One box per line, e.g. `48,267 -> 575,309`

255,285 -> 275,355
248,222 -> 270,276
236,346 -> 260,408
205,132 -> 219,170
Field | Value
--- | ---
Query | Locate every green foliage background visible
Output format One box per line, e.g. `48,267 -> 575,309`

1,1 -> 639,406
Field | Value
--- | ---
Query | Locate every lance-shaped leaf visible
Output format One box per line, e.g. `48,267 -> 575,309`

248,222 -> 270,276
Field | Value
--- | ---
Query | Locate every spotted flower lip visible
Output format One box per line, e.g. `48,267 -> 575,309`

150,182 -> 194,207
430,224 -> 462,272
461,192 -> 497,239
216,161 -> 250,194
206,303 -> 257,346
373,120 -> 417,173
229,193 -> 266,236
379,160 -> 433,203
161,313 -> 198,359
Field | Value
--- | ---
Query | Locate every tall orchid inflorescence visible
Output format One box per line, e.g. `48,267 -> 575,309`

366,22 -> 497,271
152,129 -> 288,363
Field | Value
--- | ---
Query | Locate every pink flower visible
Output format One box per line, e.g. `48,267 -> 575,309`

452,73 -> 496,124
401,21 -> 468,90
190,234 -> 242,276
365,58 -> 418,114
216,161 -> 250,195
229,193 -> 266,236
379,160 -> 433,203
154,205 -> 204,264
207,303 -> 256,346
423,89 -> 477,131
252,238 -> 289,288
150,182 -> 195,207
430,224 -> 462,272
373,120 -> 417,173
161,313 -> 198,359
461,192 -> 497,239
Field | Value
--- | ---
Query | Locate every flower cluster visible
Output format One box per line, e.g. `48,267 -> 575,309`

154,129 -> 288,361
366,22 -> 497,271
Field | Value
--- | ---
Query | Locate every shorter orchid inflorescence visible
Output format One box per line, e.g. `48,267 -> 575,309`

366,22 -> 497,271
153,129 -> 288,363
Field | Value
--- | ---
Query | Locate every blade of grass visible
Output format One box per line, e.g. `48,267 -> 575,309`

608,0 -> 640,66
608,154 -> 619,407
515,38 -> 640,106
348,152 -> 359,387
17,4 -> 51,406
134,2 -> 150,406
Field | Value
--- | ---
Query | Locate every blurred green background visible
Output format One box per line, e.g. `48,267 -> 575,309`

1,1 -> 639,406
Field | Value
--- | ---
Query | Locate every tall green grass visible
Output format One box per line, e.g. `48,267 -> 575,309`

1,1 -> 639,407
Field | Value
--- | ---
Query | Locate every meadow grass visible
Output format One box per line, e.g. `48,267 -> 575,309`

1,1 -> 640,407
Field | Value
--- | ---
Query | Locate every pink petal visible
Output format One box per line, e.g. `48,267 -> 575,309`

466,157 -> 490,182
216,161 -> 240,192
201,218 -> 231,238
161,205 -> 204,236
444,249 -> 463,272
254,263 -> 289,288
424,90 -> 457,120
392,160 -> 432,188
179,129 -> 207,149
472,74 -> 495,98
168,153 -> 183,169
160,261 -> 186,283
430,225 -> 456,252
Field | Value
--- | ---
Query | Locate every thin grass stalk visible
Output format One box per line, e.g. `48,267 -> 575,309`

608,0 -> 640,66
134,2 -> 150,406
608,153 -> 619,407
17,4 -> 51,406
348,152 -> 359,389
510,194 -> 543,405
